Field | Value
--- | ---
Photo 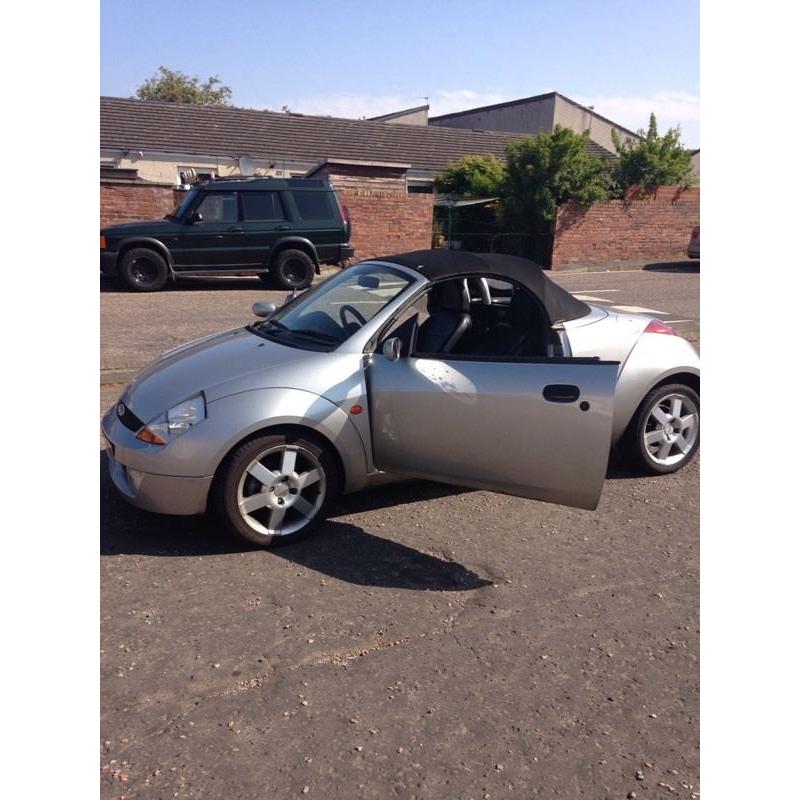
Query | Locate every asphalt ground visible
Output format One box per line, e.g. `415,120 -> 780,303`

100,263 -> 699,799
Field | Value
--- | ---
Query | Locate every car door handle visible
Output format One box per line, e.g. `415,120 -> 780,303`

543,384 -> 580,403
276,224 -> 291,231
227,226 -> 244,233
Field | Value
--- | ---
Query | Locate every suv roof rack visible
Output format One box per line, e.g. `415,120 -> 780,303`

200,175 -> 329,189
204,175 -> 276,183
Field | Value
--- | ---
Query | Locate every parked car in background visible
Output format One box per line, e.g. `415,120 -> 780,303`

102,250 -> 700,548
100,176 -> 353,291
687,225 -> 700,259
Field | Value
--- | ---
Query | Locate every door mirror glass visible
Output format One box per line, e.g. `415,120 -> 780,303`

382,337 -> 403,361
188,211 -> 203,224
252,301 -> 277,319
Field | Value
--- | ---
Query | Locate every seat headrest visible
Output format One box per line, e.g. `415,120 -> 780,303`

508,290 -> 538,326
429,280 -> 468,313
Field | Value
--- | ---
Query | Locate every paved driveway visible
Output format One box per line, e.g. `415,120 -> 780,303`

100,265 -> 699,799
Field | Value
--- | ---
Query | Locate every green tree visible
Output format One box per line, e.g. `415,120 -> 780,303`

434,155 -> 506,236
135,66 -> 232,106
612,113 -> 694,190
434,155 -> 506,197
503,126 -> 612,234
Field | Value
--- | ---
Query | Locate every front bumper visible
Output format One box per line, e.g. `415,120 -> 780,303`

100,250 -> 118,276
105,447 -> 213,515
102,409 -> 213,515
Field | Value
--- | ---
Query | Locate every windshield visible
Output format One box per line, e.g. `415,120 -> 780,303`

254,263 -> 414,349
169,187 -> 199,220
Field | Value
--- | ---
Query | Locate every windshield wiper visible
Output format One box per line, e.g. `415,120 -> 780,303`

287,328 -> 341,344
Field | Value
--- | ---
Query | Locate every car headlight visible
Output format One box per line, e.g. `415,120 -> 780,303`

136,394 -> 206,446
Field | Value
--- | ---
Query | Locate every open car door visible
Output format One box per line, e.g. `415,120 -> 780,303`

367,353 -> 619,510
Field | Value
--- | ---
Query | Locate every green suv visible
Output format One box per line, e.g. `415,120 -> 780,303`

100,177 -> 354,291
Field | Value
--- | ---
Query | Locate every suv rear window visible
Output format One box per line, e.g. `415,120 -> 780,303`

292,191 -> 334,220
241,191 -> 286,221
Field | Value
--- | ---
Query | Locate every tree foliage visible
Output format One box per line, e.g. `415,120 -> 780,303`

136,66 -> 232,106
612,113 -> 694,190
433,155 -> 506,197
433,155 -> 506,235
503,126 -> 612,234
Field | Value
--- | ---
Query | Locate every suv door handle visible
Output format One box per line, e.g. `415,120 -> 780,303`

276,224 -> 291,231
227,226 -> 244,233
543,384 -> 580,403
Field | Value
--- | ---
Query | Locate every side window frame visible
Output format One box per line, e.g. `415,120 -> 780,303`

240,190 -> 287,223
192,190 -> 239,224
290,190 -> 336,222
375,273 -> 559,362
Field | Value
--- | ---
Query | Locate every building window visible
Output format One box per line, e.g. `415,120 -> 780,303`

178,167 -> 217,186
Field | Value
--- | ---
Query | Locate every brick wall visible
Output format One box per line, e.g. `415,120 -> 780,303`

309,161 -> 434,260
551,185 -> 700,269
339,188 -> 433,259
100,181 -> 184,227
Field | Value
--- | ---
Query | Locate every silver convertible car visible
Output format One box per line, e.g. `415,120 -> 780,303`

102,250 -> 700,547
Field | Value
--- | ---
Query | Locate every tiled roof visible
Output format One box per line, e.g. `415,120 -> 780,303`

100,97 -> 615,174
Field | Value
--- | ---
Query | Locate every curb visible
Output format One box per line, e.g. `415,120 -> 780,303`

550,258 -> 697,274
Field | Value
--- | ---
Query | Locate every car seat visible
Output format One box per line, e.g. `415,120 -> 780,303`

416,281 -> 472,354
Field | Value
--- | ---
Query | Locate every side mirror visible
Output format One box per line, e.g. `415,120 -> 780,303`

382,337 -> 403,361
357,275 -> 380,289
188,211 -> 203,224
252,301 -> 277,319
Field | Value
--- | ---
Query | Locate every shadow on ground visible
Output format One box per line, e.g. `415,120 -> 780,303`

100,452 -> 490,591
100,275 -> 276,293
643,260 -> 699,273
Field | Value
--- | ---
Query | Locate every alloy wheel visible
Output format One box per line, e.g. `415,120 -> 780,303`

642,392 -> 699,467
236,445 -> 326,537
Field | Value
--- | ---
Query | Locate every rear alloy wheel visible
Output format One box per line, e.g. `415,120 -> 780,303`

272,249 -> 315,290
215,433 -> 339,547
118,247 -> 169,292
625,383 -> 700,474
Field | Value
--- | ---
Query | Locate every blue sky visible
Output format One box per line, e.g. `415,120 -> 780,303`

101,0 -> 699,146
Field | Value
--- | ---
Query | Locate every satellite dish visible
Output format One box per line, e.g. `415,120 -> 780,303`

238,156 -> 257,176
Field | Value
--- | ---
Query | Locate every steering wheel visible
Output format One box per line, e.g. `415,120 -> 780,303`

339,304 -> 367,329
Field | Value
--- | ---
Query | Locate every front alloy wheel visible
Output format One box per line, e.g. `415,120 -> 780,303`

625,383 -> 700,474
215,433 -> 338,546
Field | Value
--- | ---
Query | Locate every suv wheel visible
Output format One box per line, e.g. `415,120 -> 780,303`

119,248 -> 169,292
272,249 -> 315,290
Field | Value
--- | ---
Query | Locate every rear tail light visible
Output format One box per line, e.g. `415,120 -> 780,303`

335,193 -> 349,222
644,319 -> 677,335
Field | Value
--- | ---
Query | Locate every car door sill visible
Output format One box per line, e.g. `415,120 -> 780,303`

174,267 -> 266,276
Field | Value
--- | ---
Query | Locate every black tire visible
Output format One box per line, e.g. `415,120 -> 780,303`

271,249 -> 315,290
213,431 -> 340,548
118,247 -> 169,292
620,383 -> 700,475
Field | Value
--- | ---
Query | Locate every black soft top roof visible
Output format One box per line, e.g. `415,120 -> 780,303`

377,249 -> 590,324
